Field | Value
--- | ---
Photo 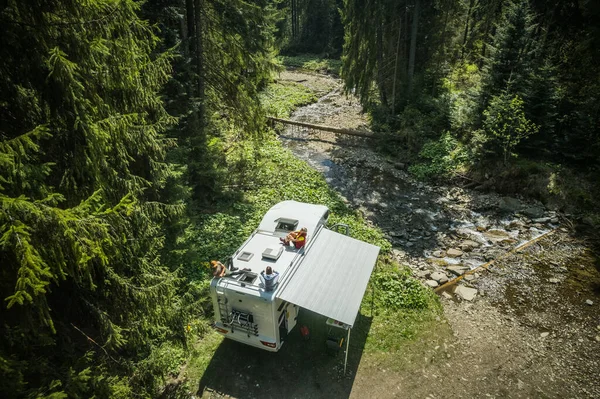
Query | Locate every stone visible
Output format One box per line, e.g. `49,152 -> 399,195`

540,332 -> 550,338
522,206 -> 545,219
585,299 -> 594,306
550,217 -> 559,224
430,272 -> 449,284
447,266 -> 469,276
433,250 -> 446,258
392,249 -> 407,259
455,285 -> 478,301
447,248 -> 464,258
441,291 -> 453,300
549,278 -> 560,284
532,217 -> 551,224
416,270 -> 429,279
595,336 -> 600,342
499,197 -> 522,213
425,280 -> 439,288
463,274 -> 476,282
460,240 -> 481,252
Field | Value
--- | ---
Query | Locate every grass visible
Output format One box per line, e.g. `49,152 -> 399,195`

259,81 -> 318,118
278,54 -> 342,75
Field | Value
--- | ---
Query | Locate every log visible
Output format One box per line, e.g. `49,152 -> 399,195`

268,116 -> 374,138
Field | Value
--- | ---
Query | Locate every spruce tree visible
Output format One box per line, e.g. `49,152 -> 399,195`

0,0 -> 183,396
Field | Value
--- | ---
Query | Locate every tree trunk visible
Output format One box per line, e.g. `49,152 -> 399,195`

461,0 -> 476,60
407,0 -> 420,93
376,22 -> 388,108
391,16 -> 403,113
194,0 -> 204,116
185,0 -> 195,56
432,6 -> 449,97
291,0 -> 296,39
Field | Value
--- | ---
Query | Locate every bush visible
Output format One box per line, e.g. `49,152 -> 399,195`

409,132 -> 469,180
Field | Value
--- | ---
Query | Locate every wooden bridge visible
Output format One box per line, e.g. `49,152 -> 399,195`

267,116 -> 374,138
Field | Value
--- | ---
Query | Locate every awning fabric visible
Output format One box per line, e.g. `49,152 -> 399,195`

276,229 -> 380,326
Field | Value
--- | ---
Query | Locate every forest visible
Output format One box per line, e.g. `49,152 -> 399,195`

1,0 -> 598,397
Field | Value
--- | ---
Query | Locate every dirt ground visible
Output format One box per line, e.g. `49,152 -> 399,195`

196,70 -> 600,399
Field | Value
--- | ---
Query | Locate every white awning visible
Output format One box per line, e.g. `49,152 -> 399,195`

276,229 -> 380,327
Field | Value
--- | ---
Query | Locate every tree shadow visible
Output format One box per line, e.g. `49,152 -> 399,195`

197,311 -> 372,398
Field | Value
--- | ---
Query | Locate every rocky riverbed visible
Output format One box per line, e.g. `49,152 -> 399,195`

278,69 -> 600,398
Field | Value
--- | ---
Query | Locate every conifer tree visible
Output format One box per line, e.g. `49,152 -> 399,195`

0,0 -> 183,396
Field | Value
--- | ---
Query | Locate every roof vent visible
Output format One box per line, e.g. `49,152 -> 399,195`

262,246 -> 283,260
237,251 -> 254,262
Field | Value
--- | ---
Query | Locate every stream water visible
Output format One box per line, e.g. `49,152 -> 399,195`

278,72 -> 556,284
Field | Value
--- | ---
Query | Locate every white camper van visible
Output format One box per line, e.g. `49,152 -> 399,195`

209,200 -> 380,352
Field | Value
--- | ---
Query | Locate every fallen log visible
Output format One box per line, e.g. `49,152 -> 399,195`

268,116 -> 374,138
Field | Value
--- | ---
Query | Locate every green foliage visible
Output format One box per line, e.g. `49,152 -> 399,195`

409,132 -> 469,180
371,267 -> 432,310
0,0 -> 185,397
483,93 -> 539,164
259,81 -> 319,118
279,54 -> 342,75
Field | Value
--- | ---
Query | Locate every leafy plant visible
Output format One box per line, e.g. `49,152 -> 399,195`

409,132 -> 469,180
483,93 -> 539,164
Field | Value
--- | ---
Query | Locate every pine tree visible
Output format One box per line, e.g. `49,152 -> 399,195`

479,0 -> 538,109
0,0 -> 183,396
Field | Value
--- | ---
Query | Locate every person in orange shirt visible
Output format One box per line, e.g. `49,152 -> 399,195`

281,227 -> 307,249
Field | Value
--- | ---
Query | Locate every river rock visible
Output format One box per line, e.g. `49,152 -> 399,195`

460,240 -> 481,252
430,272 -> 448,284
416,270 -> 429,279
447,265 -> 469,276
455,285 -> 477,301
540,332 -> 550,338
522,206 -> 545,219
447,248 -> 464,258
532,217 -> 551,224
392,249 -> 407,259
585,299 -> 594,306
549,278 -> 560,284
425,280 -> 439,288
499,197 -> 521,213
433,250 -> 446,258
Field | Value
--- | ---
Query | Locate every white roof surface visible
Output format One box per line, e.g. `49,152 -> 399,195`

276,229 -> 380,327
227,201 -> 329,283
257,200 -> 329,235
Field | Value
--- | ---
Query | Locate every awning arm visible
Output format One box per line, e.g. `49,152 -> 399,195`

344,328 -> 351,374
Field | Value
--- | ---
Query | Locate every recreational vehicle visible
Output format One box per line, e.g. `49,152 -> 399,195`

209,200 -> 380,353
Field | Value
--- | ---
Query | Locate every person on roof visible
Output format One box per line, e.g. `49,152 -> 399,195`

281,227 -> 308,249
211,260 -> 228,277
260,266 -> 280,292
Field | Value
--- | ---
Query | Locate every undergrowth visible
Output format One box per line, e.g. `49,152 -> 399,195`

278,54 -> 341,75
259,81 -> 318,118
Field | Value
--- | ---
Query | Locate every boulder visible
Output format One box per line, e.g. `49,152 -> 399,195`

430,272 -> 449,284
447,248 -> 464,258
455,285 -> 477,301
425,280 -> 439,288
499,197 -> 521,213
459,240 -> 481,252
432,250 -> 446,258
522,206 -> 545,219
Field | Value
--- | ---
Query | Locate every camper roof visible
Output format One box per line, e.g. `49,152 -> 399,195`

222,201 -> 329,289
257,200 -> 329,235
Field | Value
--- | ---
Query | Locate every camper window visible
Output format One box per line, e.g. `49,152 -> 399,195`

275,218 -> 298,232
